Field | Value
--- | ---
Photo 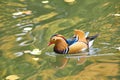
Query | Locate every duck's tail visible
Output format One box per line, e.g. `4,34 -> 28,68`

86,34 -> 99,48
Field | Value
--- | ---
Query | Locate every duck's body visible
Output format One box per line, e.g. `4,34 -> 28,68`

48,30 -> 98,54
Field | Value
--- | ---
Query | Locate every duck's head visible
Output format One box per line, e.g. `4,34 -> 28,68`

48,34 -> 66,46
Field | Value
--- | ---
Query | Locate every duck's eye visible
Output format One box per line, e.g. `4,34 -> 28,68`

52,38 -> 56,41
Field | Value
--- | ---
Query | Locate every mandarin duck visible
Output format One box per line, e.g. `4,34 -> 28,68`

48,30 -> 98,54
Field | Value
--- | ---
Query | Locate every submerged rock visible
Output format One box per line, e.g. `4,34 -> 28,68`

6,75 -> 20,80
64,0 -> 75,4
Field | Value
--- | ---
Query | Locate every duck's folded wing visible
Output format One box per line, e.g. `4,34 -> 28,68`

68,42 -> 88,54
74,30 -> 87,42
66,37 -> 78,45
66,31 -> 89,46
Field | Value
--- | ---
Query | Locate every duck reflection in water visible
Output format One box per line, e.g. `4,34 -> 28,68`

47,51 -> 89,69
47,47 -> 99,69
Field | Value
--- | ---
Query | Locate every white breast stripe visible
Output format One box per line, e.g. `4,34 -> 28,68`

63,47 -> 69,54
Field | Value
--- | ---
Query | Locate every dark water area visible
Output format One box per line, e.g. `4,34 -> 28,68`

0,0 -> 120,80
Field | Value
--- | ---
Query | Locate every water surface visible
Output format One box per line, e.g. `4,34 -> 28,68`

0,0 -> 120,80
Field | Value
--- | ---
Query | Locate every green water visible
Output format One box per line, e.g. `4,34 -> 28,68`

0,0 -> 120,80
